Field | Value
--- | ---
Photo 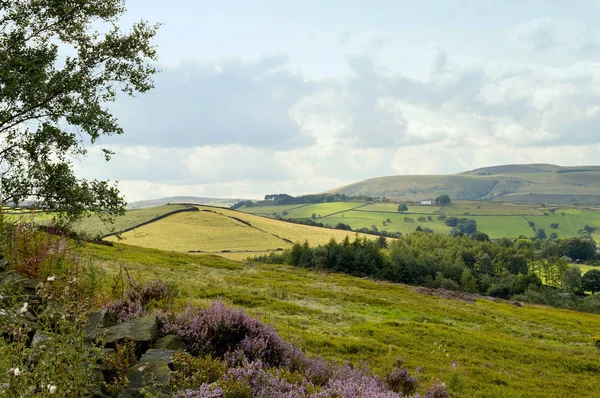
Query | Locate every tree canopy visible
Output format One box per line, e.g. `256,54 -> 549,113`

0,0 -> 159,222
435,195 -> 451,206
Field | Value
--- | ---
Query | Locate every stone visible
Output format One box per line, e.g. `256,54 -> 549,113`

38,301 -> 64,327
31,330 -> 49,348
20,278 -> 40,294
118,358 -> 172,396
102,314 -> 158,353
139,349 -> 177,368
0,259 -> 8,271
85,310 -> 118,341
152,335 -> 186,351
24,311 -> 36,323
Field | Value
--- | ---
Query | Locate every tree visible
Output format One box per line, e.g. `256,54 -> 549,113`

0,1 -> 159,222
397,204 -> 408,212
435,195 -> 451,206
562,265 -> 582,293
582,270 -> 600,294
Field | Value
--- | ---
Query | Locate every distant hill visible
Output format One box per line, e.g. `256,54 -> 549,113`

127,196 -> 247,209
328,164 -> 600,205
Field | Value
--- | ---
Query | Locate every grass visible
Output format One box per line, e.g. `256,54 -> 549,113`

106,206 -> 374,260
73,204 -> 192,237
326,164 -> 600,204
84,241 -> 600,398
237,201 -> 600,240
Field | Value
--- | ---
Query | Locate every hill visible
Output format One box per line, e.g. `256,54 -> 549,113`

85,241 -> 600,398
238,200 -> 600,240
105,205 -> 375,260
328,163 -> 600,205
126,196 -> 247,209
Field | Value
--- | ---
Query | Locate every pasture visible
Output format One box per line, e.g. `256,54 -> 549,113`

239,201 -> 600,239
106,206 -> 374,260
85,241 -> 600,398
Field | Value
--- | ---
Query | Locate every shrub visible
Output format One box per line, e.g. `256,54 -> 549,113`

159,300 -> 304,368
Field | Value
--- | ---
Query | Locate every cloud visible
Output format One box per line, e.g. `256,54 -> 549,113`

106,55 -> 313,149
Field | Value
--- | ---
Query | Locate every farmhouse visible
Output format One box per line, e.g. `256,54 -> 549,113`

420,200 -> 433,205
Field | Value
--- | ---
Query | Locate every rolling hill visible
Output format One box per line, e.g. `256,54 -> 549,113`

328,164 -> 600,204
105,205 -> 374,260
126,196 -> 247,209
86,241 -> 600,398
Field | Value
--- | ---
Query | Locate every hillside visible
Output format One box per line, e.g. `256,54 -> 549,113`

126,196 -> 247,209
85,241 -> 600,398
328,164 -> 600,204
105,205 -> 374,260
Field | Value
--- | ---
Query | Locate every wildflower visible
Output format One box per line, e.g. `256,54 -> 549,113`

9,368 -> 21,377
0,294 -> 3,300
47,275 -> 56,282
48,385 -> 57,394
0,309 -> 6,316
18,302 -> 28,314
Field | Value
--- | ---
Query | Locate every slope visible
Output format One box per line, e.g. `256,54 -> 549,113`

328,164 -> 600,204
86,241 -> 600,398
105,206 -> 374,260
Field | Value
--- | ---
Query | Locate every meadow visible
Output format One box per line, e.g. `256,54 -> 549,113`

239,201 -> 600,240
85,241 -> 600,398
107,206 -> 374,260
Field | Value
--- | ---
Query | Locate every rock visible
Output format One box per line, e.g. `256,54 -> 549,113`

0,259 -> 8,271
102,314 -> 158,354
85,310 -> 118,341
31,330 -> 49,348
139,349 -> 177,368
38,301 -> 64,328
118,358 -> 172,396
24,311 -> 37,323
152,335 -> 186,351
20,278 -> 40,294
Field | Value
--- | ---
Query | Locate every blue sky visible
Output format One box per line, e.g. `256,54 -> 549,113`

76,0 -> 600,200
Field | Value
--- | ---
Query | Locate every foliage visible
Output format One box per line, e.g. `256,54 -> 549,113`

0,0 -> 159,222
582,270 -> 600,294
435,195 -> 451,206
85,240 -> 600,398
397,204 -> 408,212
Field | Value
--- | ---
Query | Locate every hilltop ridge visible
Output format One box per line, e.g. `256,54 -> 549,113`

328,164 -> 600,204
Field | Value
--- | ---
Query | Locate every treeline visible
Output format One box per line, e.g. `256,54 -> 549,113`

252,233 -> 600,314
276,218 -> 403,238
232,193 -> 383,209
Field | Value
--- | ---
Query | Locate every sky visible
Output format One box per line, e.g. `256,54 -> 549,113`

75,0 -> 600,201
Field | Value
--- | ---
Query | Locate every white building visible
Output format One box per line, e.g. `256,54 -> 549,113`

420,200 -> 433,205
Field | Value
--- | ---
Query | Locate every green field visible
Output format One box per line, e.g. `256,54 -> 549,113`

239,201 -> 600,239
327,164 -> 600,205
107,206 -> 374,260
85,241 -> 600,398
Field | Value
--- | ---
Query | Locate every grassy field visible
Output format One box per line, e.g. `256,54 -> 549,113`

85,241 -> 600,398
106,206 -> 374,260
239,201 -> 600,239
73,204 -> 193,237
327,164 -> 600,204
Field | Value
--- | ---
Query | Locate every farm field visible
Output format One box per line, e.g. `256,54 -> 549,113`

73,204 -> 193,237
242,202 -> 366,218
239,201 -> 600,239
327,164 -> 600,204
85,241 -> 600,398
106,206 -> 374,260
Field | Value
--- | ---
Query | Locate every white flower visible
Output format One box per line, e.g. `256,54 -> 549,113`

47,275 -> 56,282
48,385 -> 57,394
0,294 -> 3,300
18,302 -> 28,314
10,368 -> 21,377
0,309 -> 6,316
